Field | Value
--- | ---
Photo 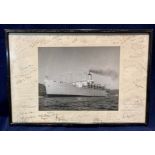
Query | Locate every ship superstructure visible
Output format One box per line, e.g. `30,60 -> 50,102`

44,72 -> 107,97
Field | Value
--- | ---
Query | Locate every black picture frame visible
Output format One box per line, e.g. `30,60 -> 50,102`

5,29 -> 153,127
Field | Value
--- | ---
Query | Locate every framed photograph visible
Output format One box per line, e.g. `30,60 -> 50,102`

6,29 -> 152,125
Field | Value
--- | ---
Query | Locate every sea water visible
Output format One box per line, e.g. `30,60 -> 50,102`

39,93 -> 118,111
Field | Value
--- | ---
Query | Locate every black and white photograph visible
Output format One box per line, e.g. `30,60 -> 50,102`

39,47 -> 120,111
7,30 -> 151,124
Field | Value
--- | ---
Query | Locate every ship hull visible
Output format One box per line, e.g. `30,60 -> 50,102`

44,81 -> 107,97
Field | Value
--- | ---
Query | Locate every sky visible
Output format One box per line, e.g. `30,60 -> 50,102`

38,47 -> 120,89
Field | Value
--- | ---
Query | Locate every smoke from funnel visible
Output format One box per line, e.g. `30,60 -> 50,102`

89,69 -> 118,79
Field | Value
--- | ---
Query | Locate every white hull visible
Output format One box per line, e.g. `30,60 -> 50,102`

44,80 -> 107,97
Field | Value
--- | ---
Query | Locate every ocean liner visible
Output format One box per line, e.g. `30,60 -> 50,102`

44,72 -> 107,97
